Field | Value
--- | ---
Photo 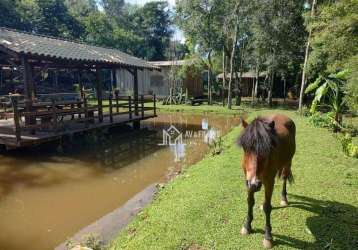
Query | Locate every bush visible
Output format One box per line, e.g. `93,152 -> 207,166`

308,112 -> 335,129
339,134 -> 358,158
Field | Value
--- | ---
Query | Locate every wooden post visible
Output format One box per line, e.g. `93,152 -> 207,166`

71,103 -> 75,120
153,94 -> 157,116
115,91 -> 119,113
111,69 -> 117,93
83,93 -> 89,128
51,99 -> 57,131
21,56 -> 35,125
78,70 -> 84,99
133,68 -> 139,116
96,69 -> 103,122
141,95 -> 144,118
109,93 -> 113,123
10,96 -> 21,143
128,96 -> 132,120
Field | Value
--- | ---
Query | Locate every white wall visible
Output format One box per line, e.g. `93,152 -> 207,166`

115,68 -> 170,98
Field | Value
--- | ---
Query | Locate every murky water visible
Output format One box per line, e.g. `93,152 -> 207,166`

0,113 -> 241,250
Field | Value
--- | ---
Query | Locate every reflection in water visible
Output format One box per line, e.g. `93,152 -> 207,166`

0,113 -> 241,250
170,144 -> 186,162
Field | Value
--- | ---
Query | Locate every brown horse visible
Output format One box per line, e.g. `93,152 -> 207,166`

238,114 -> 296,249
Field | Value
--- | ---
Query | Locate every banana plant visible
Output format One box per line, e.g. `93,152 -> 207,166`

305,70 -> 348,132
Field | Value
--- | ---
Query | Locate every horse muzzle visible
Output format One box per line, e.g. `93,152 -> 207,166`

246,180 -> 262,192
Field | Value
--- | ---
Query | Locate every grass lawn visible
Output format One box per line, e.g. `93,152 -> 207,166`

109,106 -> 357,250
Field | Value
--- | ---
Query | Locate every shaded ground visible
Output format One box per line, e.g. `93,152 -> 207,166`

110,108 -> 358,249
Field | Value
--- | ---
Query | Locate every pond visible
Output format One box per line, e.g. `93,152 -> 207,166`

0,113 -> 241,250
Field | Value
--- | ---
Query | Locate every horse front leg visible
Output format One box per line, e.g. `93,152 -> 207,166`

263,180 -> 274,249
241,187 -> 255,235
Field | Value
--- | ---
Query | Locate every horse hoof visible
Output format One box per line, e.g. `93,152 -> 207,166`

240,226 -> 251,235
263,239 -> 273,249
280,200 -> 288,207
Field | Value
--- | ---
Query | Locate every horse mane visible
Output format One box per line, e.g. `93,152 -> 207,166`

238,117 -> 278,157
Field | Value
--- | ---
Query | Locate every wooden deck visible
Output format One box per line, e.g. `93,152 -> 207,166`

0,113 -> 155,148
0,94 -> 157,149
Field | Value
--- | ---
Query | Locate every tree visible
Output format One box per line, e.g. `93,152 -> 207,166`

65,0 -> 98,22
304,0 -> 358,119
33,0 -> 84,39
100,0 -> 125,20
0,0 -> 23,30
130,1 -> 173,60
344,55 -> 358,112
250,0 -> 306,106
176,0 -> 226,104
306,0 -> 358,76
298,0 -> 317,112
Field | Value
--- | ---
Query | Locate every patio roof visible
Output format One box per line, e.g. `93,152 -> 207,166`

0,27 -> 158,70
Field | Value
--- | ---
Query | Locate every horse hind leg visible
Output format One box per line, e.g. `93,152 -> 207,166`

280,164 -> 293,207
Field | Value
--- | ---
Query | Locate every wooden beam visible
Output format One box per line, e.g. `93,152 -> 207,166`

96,69 -> 103,122
0,45 -> 19,59
10,96 -> 21,143
111,68 -> 116,92
21,55 -> 35,125
133,68 -> 139,116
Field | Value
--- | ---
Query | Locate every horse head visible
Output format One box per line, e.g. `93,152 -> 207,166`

238,117 -> 277,192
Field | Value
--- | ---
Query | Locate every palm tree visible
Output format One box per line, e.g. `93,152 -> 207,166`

305,70 -> 348,132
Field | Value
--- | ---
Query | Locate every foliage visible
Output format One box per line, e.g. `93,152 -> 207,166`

343,55 -> 358,112
307,0 -> 358,77
175,56 -> 206,82
305,70 -> 348,130
65,233 -> 106,250
209,136 -> 223,156
1,0 -> 173,61
308,112 -> 335,129
339,133 -> 358,158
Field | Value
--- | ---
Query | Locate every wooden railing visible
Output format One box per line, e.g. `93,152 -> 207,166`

0,93 -> 156,143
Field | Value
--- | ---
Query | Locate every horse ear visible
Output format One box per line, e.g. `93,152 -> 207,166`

241,117 -> 248,128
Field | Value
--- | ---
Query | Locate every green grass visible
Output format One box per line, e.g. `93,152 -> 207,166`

109,107 -> 358,250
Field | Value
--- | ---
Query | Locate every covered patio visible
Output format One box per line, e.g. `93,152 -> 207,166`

0,28 -> 158,149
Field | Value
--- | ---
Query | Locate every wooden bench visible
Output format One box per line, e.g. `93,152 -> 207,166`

189,96 -> 208,106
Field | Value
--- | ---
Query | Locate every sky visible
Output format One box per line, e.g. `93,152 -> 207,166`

126,0 -> 176,7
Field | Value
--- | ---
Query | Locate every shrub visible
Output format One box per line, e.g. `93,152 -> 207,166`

339,134 -> 358,158
308,112 -> 335,129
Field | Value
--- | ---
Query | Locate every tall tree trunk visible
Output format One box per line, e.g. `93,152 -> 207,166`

268,70 -> 274,106
283,76 -> 286,103
227,17 -> 239,109
299,0 -> 317,112
208,50 -> 213,105
222,48 -> 226,106
252,65 -> 259,104
236,44 -> 245,106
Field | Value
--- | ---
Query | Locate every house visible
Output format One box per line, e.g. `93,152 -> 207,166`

149,60 -> 204,98
217,71 -> 267,97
